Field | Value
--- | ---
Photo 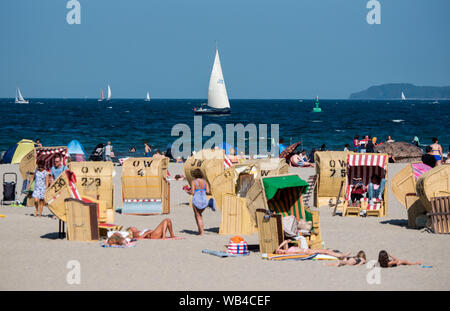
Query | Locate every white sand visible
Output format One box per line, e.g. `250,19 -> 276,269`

0,163 -> 449,290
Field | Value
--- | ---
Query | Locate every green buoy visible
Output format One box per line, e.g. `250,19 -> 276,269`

313,96 -> 322,112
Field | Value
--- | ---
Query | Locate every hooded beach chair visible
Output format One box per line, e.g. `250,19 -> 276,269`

341,153 -> 388,217
247,174 -> 322,253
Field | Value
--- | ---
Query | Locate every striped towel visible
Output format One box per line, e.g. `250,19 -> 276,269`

224,154 -> 233,169
265,253 -> 317,261
412,163 -> 432,180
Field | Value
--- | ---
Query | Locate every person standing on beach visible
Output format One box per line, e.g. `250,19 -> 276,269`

104,141 -> 113,161
144,141 -> 152,157
35,139 -> 42,147
49,154 -> 67,184
430,137 -> 443,165
185,169 -> 216,235
422,146 -> 437,168
32,160 -> 50,218
386,136 -> 395,143
353,135 -> 359,152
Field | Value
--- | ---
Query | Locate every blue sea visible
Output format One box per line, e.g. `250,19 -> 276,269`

0,98 -> 448,158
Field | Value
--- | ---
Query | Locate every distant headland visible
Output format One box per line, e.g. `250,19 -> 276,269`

349,83 -> 450,99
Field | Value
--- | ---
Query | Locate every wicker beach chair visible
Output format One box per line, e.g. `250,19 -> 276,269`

340,153 -> 388,217
429,196 -> 450,234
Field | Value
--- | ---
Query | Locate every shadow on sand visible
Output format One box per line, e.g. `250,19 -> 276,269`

40,232 -> 65,240
380,219 -> 408,228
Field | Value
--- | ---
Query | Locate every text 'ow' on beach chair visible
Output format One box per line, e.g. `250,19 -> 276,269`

341,153 -> 388,217
247,174 -> 322,253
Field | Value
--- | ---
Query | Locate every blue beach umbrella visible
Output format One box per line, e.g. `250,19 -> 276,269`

67,140 -> 87,161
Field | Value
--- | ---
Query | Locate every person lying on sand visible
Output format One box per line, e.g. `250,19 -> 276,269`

378,250 -> 421,268
127,218 -> 179,240
107,232 -> 132,246
327,251 -> 367,267
275,239 -> 350,258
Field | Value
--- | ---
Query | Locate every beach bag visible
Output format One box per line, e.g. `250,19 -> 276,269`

283,215 -> 298,238
227,236 -> 249,255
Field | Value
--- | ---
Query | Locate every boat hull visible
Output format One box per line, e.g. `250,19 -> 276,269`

194,107 -> 231,115
15,100 -> 29,104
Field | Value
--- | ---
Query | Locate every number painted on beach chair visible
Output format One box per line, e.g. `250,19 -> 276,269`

51,177 -> 66,193
81,177 -> 101,187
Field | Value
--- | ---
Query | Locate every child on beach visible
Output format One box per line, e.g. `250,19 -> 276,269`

184,169 -> 216,235
32,160 -> 50,217
378,250 -> 421,268
327,251 -> 367,267
350,178 -> 366,206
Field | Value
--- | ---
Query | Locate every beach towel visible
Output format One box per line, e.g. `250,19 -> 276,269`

263,253 -> 317,261
312,254 -> 338,261
202,249 -> 250,257
412,163 -> 432,180
100,240 -> 137,248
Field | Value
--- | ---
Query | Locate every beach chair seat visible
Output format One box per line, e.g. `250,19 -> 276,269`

341,153 -> 388,217
429,196 -> 450,234
248,175 -> 322,253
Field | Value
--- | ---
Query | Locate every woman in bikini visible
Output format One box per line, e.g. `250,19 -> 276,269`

127,218 -> 178,240
430,137 -> 443,166
275,239 -> 350,258
328,251 -> 367,267
378,250 -> 421,268
184,169 -> 215,235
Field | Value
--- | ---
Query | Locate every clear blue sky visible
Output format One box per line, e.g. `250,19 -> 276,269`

1,0 -> 449,99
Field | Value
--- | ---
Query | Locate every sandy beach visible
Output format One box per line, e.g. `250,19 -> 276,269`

0,162 -> 449,291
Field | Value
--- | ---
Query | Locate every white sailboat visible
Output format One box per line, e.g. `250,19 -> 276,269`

107,85 -> 112,101
145,92 -> 150,102
15,88 -> 29,104
401,92 -> 406,101
194,46 -> 231,114
98,89 -> 105,102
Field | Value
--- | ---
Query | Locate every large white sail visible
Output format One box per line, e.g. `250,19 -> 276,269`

146,92 -> 150,101
207,49 -> 230,109
107,85 -> 111,100
17,88 -> 25,101
401,92 -> 406,100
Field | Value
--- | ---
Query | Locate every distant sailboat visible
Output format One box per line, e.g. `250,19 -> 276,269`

15,88 -> 29,104
98,89 -> 105,102
401,92 -> 406,101
145,92 -> 150,102
107,85 -> 112,101
194,45 -> 231,115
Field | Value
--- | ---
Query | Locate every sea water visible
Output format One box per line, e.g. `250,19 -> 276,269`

0,98 -> 448,158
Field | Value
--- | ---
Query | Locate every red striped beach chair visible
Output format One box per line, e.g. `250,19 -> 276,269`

341,153 -> 388,217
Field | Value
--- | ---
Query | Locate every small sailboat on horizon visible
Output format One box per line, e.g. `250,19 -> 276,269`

107,84 -> 111,101
194,44 -> 231,115
145,92 -> 150,102
15,88 -> 29,104
98,89 -> 105,102
401,91 -> 406,101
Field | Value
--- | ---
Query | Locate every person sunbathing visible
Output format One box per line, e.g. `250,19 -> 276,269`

327,251 -> 367,267
275,239 -> 350,258
127,218 -> 178,240
378,250 -> 421,268
106,232 -> 132,246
